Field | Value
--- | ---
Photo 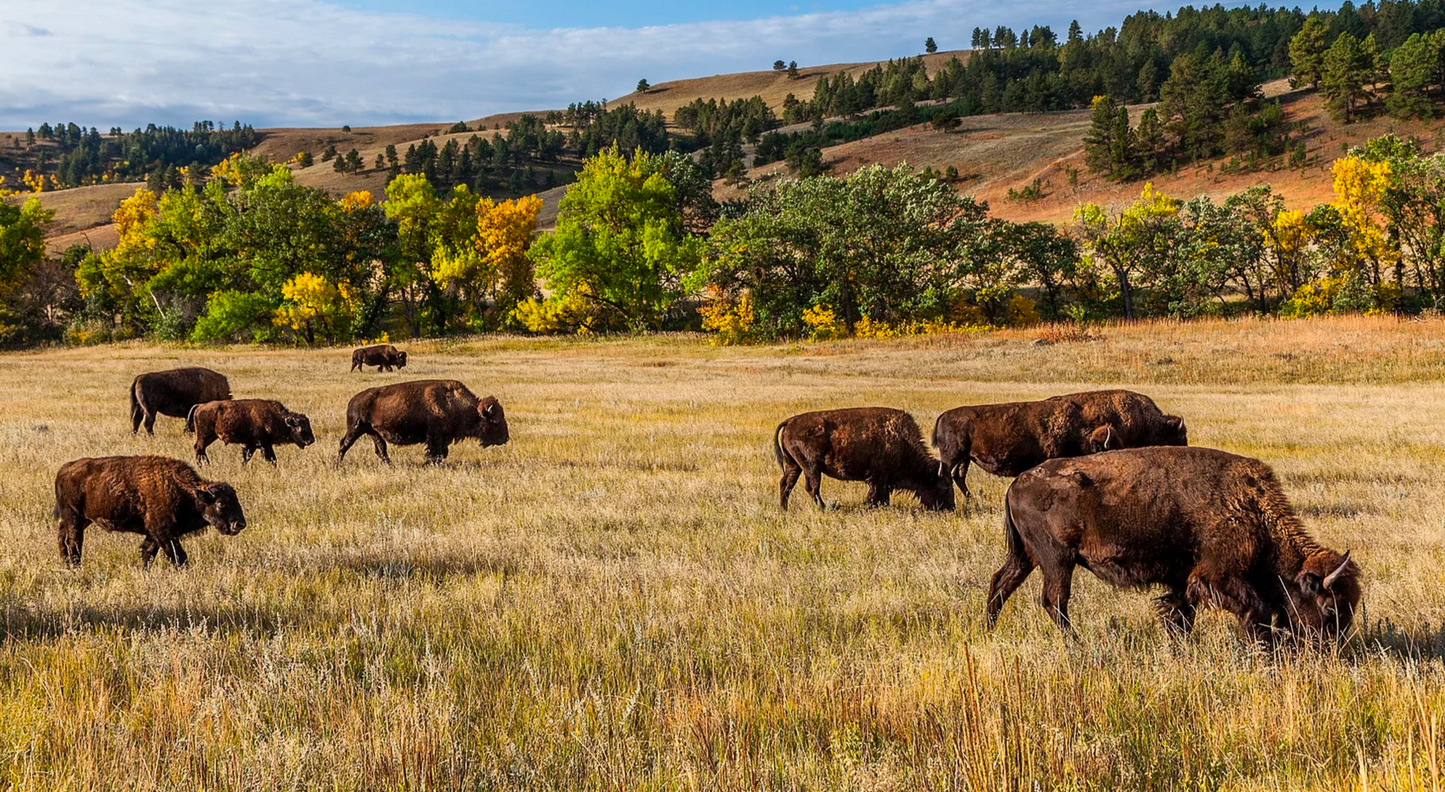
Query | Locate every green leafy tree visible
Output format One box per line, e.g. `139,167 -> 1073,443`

524,147 -> 705,331
0,198 -> 51,296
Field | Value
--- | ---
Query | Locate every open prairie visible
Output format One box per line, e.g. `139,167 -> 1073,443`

1,317 -> 1444,790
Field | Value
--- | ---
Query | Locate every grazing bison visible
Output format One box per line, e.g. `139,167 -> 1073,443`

1049,389 -> 1187,448
987,447 -> 1360,643
351,344 -> 408,373
932,400 -> 1120,499
189,399 -> 315,466
54,455 -> 247,568
337,380 -> 509,465
774,407 -> 955,511
130,367 -> 231,435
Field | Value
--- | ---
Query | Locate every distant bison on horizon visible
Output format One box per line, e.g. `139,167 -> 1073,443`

189,399 -> 315,466
130,367 -> 231,435
337,380 -> 509,465
351,344 -> 407,373
774,407 -> 954,511
54,455 -> 247,568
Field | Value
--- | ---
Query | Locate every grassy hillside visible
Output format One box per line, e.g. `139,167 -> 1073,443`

0,317 -> 1443,787
15,50 -> 1443,248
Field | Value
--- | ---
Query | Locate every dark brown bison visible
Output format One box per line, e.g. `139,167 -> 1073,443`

351,344 -> 407,373
130,367 -> 231,435
932,399 -> 1120,499
1049,389 -> 1187,448
337,380 -> 508,465
188,399 -> 315,466
773,407 -> 955,511
54,455 -> 247,568
987,447 -> 1360,643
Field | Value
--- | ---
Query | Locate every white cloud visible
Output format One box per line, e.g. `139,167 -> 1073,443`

0,0 -> 1152,128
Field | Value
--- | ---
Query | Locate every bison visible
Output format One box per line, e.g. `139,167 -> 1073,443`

987,446 -> 1360,644
54,455 -> 247,568
351,344 -> 408,373
337,380 -> 509,465
189,399 -> 315,466
773,407 -> 955,511
130,367 -> 231,435
932,399 -> 1120,499
1049,389 -> 1187,448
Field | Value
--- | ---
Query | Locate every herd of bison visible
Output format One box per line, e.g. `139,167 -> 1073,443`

52,342 -> 1358,647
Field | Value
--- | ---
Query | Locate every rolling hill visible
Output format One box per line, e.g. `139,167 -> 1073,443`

9,47 -> 1438,252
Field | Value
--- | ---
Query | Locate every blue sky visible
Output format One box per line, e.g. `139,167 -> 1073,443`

1,0 -> 1249,129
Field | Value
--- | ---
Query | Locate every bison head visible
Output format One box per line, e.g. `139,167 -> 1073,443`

195,482 -> 247,535
1160,414 -> 1188,446
284,412 -> 315,448
476,396 -> 509,447
919,462 -> 957,511
1289,550 -> 1360,641
395,351 -> 407,368
1088,424 -> 1122,453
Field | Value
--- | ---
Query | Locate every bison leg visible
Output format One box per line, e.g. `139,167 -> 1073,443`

241,446 -> 255,466
778,463 -> 802,510
337,425 -> 365,464
58,514 -> 86,568
424,438 -> 449,465
261,444 -> 278,466
802,468 -> 826,510
130,400 -> 144,435
985,555 -> 1036,629
1187,569 -> 1271,643
142,407 -> 157,436
162,538 -> 189,568
1038,556 -> 1077,634
140,536 -> 160,568
865,483 -> 891,507
951,456 -> 972,500
1156,585 -> 1197,637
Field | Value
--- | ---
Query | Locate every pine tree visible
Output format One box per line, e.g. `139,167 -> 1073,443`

773,60 -> 786,71
636,79 -> 650,94
1135,107 -> 1165,174
1387,32 -> 1439,119
1067,20 -> 1082,43
1321,32 -> 1371,122
787,61 -> 799,79
971,27 -> 982,48
1083,95 -> 1119,175
1288,16 -> 1328,89
925,37 -> 938,54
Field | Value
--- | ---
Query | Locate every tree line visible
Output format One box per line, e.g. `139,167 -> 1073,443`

2,133 -> 1444,347
0,121 -> 259,190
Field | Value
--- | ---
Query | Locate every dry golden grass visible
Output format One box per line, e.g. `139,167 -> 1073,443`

1,315 -> 1443,789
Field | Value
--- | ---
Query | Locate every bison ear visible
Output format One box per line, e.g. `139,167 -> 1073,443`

1088,425 -> 1119,453
1298,571 -> 1323,595
285,415 -> 301,427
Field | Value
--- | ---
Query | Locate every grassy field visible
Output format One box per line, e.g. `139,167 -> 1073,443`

1,316 -> 1444,790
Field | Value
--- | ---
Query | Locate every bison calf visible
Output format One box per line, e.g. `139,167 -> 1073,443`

130,367 -> 231,435
988,447 -> 1359,644
54,455 -> 247,568
774,407 -> 954,511
338,380 -> 508,465
189,399 -> 315,466
932,399 -> 1119,499
351,344 -> 407,373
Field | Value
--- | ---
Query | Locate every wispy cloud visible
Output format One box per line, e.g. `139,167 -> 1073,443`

1,0 -> 1154,128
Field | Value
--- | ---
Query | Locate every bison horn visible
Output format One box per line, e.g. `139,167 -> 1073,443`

1322,550 -> 1352,590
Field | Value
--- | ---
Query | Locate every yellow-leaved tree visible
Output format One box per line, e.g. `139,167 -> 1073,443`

430,193 -> 543,328
272,272 -> 357,345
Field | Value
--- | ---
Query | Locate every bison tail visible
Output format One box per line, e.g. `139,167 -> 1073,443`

184,403 -> 200,435
129,379 -> 142,425
772,419 -> 789,470
1002,491 -> 1025,559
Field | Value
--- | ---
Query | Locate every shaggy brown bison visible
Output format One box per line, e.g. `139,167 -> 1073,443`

337,380 -> 508,465
1049,389 -> 1187,448
774,408 -> 955,511
130,367 -> 231,435
54,455 -> 247,568
932,399 -> 1120,499
351,344 -> 407,372
987,447 -> 1360,643
189,399 -> 315,466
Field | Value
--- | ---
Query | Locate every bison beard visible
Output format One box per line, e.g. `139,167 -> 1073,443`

986,447 -> 1360,644
774,407 -> 954,511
